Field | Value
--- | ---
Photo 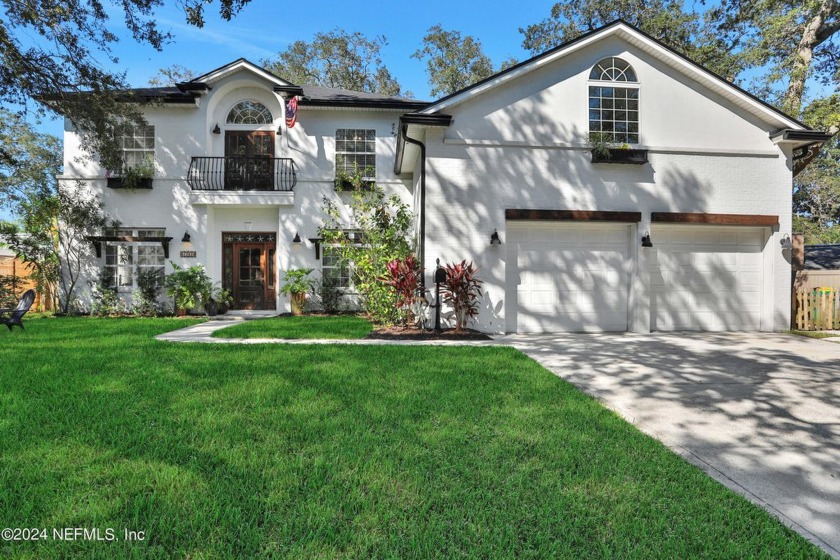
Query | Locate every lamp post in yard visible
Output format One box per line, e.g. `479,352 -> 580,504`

432,258 -> 447,333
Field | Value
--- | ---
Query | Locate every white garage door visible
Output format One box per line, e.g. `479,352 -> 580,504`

651,226 -> 766,331
508,222 -> 631,332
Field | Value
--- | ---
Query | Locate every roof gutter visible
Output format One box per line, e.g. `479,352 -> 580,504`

770,129 -> 834,144
395,113 -> 453,284
771,128 -> 835,178
400,123 -> 428,285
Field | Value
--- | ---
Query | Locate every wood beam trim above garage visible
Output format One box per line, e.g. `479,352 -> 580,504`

505,209 -> 642,222
651,212 -> 779,226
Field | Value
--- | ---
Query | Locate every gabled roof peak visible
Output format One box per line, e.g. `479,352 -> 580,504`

419,19 -> 809,132
182,58 -> 296,90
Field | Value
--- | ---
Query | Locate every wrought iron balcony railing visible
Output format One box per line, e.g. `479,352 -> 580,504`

187,157 -> 297,191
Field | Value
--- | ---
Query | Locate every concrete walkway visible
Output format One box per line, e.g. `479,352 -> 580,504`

502,332 -> 840,558
157,321 -> 840,556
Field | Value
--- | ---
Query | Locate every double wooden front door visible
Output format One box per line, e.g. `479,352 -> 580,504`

223,236 -> 276,310
224,131 -> 275,190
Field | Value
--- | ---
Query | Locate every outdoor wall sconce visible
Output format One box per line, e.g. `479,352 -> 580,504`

181,231 -> 191,243
780,233 -> 792,250
641,232 -> 653,248
212,124 -> 221,135
277,125 -> 283,135
292,232 -> 301,243
490,229 -> 502,245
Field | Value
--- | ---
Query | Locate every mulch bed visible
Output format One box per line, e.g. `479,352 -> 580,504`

366,327 -> 492,340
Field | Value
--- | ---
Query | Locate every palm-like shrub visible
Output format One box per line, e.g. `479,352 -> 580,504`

383,254 -> 423,326
441,260 -> 483,331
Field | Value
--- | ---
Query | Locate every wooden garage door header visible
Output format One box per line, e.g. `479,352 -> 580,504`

505,209 -> 642,222
651,212 -> 779,227
505,210 -> 779,227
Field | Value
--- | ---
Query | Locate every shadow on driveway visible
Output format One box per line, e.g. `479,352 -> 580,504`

500,332 -> 840,558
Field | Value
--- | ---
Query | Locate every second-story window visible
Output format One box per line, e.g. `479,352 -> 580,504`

588,57 -> 639,144
335,129 -> 375,182
120,125 -> 155,169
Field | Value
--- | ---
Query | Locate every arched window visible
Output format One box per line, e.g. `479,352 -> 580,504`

588,57 -> 639,144
589,57 -> 637,82
226,100 -> 273,125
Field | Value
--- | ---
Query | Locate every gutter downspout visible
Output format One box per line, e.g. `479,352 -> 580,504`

400,124 -> 427,286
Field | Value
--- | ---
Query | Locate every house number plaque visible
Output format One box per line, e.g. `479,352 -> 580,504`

180,251 -> 197,258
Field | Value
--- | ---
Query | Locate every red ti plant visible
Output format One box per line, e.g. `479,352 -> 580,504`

383,254 -> 423,326
441,260 -> 483,331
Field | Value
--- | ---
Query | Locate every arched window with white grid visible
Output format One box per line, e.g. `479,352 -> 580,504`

226,100 -> 273,125
588,57 -> 639,144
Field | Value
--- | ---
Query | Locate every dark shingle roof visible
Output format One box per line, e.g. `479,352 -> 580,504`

296,85 -> 427,109
804,244 -> 840,270
121,87 -> 197,104
120,84 -> 428,110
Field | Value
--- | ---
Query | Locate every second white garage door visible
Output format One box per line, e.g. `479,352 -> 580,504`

507,222 -> 632,332
651,226 -> 766,331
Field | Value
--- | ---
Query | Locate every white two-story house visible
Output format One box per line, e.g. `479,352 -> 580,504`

58,21 -> 829,333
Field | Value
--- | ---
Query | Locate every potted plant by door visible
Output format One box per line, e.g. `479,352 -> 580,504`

212,287 -> 234,315
280,268 -> 314,316
164,262 -> 213,316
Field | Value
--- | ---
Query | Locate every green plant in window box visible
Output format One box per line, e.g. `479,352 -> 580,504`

589,134 -> 647,164
280,267 -> 315,315
107,157 -> 154,189
589,131 -> 614,160
334,160 -> 374,191
122,158 -> 155,189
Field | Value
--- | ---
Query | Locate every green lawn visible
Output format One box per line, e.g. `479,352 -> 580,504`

213,314 -> 373,339
0,318 -> 827,559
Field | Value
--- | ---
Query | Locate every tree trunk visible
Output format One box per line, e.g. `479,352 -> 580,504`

783,0 -> 836,115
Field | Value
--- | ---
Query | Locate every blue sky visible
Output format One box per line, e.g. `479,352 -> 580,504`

115,1 -> 551,97
20,1 -> 557,143
56,0 -> 554,131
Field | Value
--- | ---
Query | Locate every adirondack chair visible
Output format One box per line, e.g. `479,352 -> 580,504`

0,289 -> 36,330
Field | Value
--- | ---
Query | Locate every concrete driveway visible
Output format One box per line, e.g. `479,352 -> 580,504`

500,332 -> 840,558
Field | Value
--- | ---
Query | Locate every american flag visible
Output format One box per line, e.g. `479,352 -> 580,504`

285,96 -> 298,128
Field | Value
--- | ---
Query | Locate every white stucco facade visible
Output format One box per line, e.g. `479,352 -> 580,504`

60,23 -> 818,332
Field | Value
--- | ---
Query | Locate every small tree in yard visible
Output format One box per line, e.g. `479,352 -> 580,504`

383,254 -> 423,327
319,183 -> 414,325
58,185 -> 112,314
441,260 -> 483,331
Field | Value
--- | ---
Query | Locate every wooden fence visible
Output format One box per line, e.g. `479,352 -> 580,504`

793,287 -> 840,330
0,255 -> 48,311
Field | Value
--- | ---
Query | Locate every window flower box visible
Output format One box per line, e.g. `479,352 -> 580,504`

334,177 -> 375,191
106,177 -> 153,189
591,148 -> 649,165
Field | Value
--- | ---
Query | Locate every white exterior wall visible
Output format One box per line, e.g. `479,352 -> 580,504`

418,37 -> 793,333
60,70 -> 412,312
60,43 -> 797,331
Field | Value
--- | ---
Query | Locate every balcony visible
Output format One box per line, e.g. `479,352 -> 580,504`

187,157 -> 297,191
